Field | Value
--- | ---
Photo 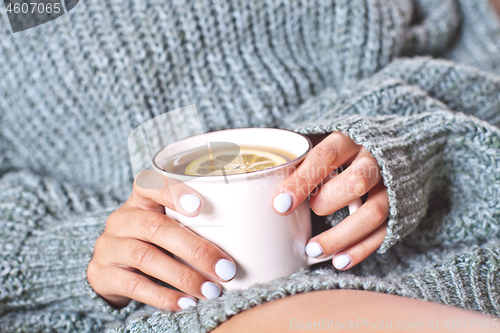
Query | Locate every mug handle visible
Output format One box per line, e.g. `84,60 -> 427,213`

306,197 -> 363,265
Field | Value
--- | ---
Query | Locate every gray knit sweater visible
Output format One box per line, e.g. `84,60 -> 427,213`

2,0 -> 500,332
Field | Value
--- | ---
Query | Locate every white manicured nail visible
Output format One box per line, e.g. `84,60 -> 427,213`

305,242 -> 323,258
334,254 -> 351,270
215,259 -> 236,281
180,194 -> 201,214
348,198 -> 362,215
273,193 -> 292,213
177,297 -> 197,309
201,281 -> 221,299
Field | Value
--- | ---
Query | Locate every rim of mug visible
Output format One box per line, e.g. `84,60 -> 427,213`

151,127 -> 313,180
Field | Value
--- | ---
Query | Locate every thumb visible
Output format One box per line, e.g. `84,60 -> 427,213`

133,168 -> 203,216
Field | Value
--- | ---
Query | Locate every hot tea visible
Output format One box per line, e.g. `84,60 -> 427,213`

164,144 -> 296,176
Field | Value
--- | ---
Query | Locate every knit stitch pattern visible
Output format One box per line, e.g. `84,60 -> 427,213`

1,0 -> 500,332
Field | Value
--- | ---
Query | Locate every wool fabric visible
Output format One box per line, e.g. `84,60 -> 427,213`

1,0 -> 500,332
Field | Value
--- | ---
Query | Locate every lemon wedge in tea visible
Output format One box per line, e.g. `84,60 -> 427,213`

184,149 -> 287,176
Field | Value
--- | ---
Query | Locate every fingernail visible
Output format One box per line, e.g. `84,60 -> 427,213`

347,198 -> 362,215
305,242 -> 323,258
215,259 -> 237,281
177,297 -> 197,309
273,193 -> 292,213
334,254 -> 351,270
180,194 -> 201,214
201,281 -> 221,299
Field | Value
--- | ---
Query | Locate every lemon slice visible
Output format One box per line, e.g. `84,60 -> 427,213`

185,149 -> 287,176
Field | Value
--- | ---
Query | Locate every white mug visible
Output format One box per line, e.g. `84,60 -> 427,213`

151,128 -> 357,290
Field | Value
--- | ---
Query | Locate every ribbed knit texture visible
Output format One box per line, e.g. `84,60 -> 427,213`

1,0 -> 500,332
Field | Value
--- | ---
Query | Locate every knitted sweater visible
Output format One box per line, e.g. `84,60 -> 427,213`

1,0 -> 500,332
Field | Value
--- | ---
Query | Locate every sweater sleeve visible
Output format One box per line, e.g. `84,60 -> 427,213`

282,57 -> 500,253
0,171 -> 142,332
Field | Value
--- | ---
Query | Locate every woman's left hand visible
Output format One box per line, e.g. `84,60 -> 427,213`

272,132 -> 389,270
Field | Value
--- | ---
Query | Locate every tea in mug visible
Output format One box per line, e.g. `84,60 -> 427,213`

165,144 -> 295,176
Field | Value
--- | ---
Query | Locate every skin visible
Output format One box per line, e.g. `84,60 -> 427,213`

214,290 -> 496,333
276,133 -> 388,271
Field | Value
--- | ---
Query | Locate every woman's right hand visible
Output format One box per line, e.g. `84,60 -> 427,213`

87,170 -> 237,311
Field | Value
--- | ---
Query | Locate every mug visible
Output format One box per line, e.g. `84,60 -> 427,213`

151,128 -> 352,290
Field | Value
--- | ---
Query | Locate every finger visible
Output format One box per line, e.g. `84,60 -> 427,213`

309,149 -> 381,216
273,132 -> 360,215
309,172 -> 363,215
103,237 -> 223,300
305,181 -> 389,258
332,221 -> 388,270
106,210 -> 237,282
91,264 -> 198,311
132,169 -> 203,216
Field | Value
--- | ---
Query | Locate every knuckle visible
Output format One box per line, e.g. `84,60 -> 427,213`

191,241 -> 213,263
178,269 -> 198,290
321,233 -> 339,253
92,235 -> 112,263
105,210 -> 120,231
363,203 -> 387,226
349,170 -> 369,195
130,244 -> 155,268
355,241 -> 370,257
294,173 -> 308,189
125,277 -> 142,298
293,173 -> 314,196
314,143 -> 338,165
155,288 -> 175,310
370,202 -> 388,223
93,235 -> 106,254
86,260 -> 99,282
142,214 -> 165,240
367,155 -> 379,168
362,156 -> 381,180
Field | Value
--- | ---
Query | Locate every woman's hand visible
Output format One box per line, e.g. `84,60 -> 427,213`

87,171 -> 237,311
273,132 -> 389,270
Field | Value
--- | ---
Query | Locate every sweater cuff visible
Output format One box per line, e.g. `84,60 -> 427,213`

290,112 -> 453,253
